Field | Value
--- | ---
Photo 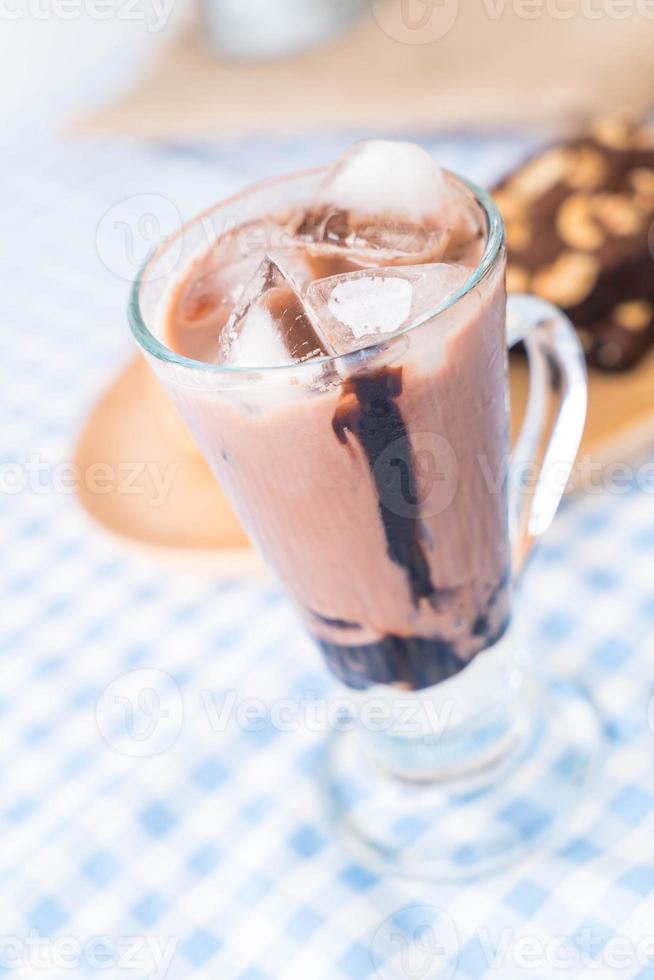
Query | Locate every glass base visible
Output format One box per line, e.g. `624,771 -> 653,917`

321,676 -> 603,881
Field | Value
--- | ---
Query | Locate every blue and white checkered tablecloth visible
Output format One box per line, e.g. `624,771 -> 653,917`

2,130 -> 654,980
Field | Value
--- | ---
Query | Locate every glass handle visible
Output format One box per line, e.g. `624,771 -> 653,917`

507,293 -> 588,574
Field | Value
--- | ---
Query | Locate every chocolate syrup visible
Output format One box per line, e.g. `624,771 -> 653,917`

316,634 -> 466,690
332,368 -> 434,605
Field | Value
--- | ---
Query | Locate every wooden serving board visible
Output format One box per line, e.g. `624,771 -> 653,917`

75,354 -> 258,571
74,351 -> 654,562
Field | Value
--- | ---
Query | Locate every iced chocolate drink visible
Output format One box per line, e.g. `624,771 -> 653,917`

160,142 -> 510,690
130,140 -> 595,881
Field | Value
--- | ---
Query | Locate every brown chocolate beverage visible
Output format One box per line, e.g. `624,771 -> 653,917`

163,142 -> 510,690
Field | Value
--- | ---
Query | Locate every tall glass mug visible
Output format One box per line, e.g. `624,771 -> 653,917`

129,168 -> 602,879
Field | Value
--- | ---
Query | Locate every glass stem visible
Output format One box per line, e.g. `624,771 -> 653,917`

353,629 -> 530,783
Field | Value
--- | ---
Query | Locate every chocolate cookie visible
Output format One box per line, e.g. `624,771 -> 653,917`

493,118 -> 654,371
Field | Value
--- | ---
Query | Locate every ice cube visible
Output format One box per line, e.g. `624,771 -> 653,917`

321,140 -> 452,225
179,252 -> 258,325
219,255 -> 332,368
294,140 -> 481,266
294,207 -> 445,268
306,263 -> 470,355
179,220 -> 318,327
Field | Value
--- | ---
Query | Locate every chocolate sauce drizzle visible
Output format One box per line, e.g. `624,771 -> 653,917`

317,634 -> 465,691
316,367 -> 509,691
307,608 -> 362,631
332,367 -> 434,606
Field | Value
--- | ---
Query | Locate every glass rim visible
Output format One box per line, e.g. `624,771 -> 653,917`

128,165 -> 505,377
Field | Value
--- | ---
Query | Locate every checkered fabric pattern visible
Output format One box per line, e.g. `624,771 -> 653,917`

2,130 -> 654,980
